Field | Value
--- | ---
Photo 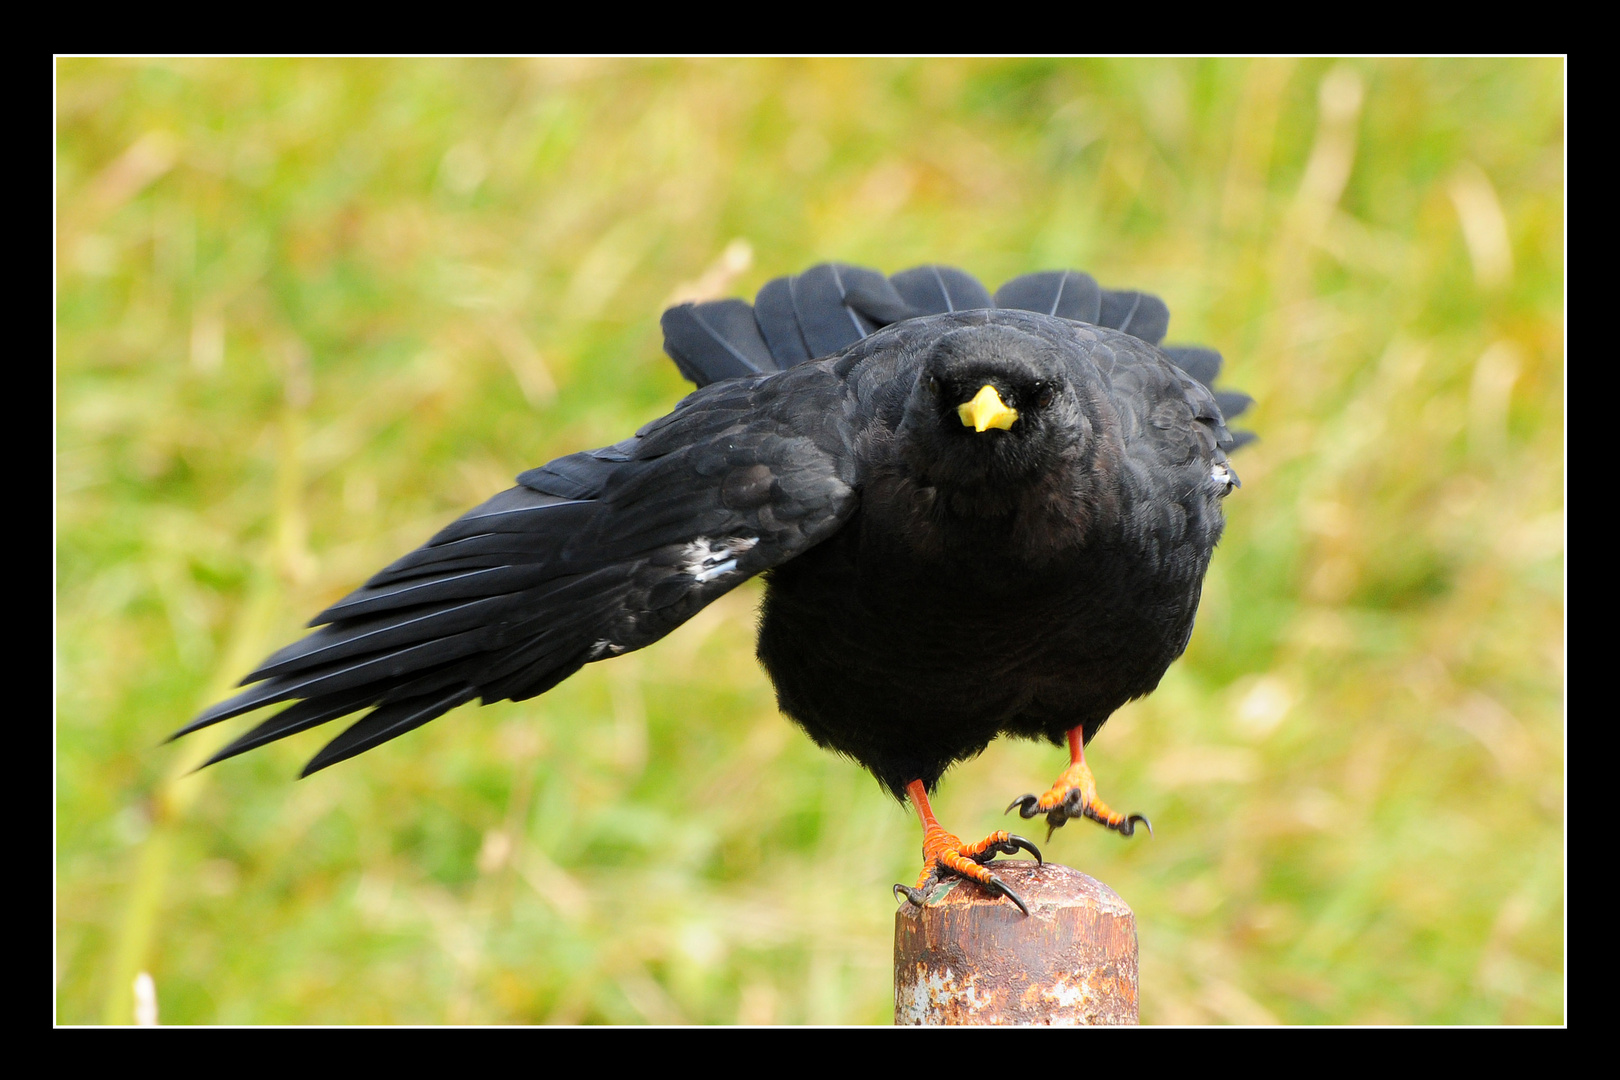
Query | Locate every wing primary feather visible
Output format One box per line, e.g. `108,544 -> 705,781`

245,628 -> 494,704
199,688 -> 380,768
300,687 -> 478,777
246,595 -> 515,683
423,498 -> 593,549
367,531 -> 568,587
480,643 -> 593,703
172,679 -> 298,739
314,564 -> 553,625
519,452 -> 624,500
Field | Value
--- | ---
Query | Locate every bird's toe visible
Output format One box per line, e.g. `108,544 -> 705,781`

1006,793 -> 1042,818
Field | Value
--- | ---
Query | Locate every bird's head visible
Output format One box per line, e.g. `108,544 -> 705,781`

898,320 -> 1098,517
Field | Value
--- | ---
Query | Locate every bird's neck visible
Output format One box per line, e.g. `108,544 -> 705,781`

861,465 -> 1108,574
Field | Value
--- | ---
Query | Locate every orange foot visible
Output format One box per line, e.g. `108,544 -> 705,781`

894,780 -> 1042,915
1007,728 -> 1151,840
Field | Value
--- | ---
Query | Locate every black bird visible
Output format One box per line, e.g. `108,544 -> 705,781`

177,261 -> 1252,915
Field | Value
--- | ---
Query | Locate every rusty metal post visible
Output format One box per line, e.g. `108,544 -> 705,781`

893,861 -> 1138,1025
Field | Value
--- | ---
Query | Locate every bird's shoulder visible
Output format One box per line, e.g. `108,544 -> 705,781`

1081,326 -> 1231,460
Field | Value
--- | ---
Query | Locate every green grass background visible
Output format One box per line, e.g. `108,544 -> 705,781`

56,58 -> 1564,1025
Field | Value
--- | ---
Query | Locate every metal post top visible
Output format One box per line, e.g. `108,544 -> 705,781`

894,861 -> 1139,1026
895,861 -> 1133,920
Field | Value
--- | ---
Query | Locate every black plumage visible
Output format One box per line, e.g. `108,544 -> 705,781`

180,260 -> 1251,906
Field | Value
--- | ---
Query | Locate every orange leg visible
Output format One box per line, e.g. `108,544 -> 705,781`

894,780 -> 1041,916
1007,727 -> 1151,840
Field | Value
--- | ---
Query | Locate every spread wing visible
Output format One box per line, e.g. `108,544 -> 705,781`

176,363 -> 859,776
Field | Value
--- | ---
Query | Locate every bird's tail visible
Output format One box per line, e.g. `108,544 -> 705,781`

660,261 -> 1253,447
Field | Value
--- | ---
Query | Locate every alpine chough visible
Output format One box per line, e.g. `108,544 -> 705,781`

179,261 -> 1252,915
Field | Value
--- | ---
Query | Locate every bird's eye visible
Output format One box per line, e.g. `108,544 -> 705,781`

1034,384 -> 1055,409
926,376 -> 941,396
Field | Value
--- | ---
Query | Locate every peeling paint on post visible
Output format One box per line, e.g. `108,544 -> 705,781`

893,861 -> 1138,1025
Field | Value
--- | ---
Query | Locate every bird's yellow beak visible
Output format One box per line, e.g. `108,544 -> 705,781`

958,384 -> 1019,433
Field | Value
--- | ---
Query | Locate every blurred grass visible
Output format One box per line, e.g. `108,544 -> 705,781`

56,58 -> 1563,1025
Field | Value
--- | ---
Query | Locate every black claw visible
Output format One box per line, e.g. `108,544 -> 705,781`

984,874 -> 1030,917
975,834 -> 1043,865
1094,810 -> 1152,837
896,865 -> 944,908
1006,794 -> 1040,818
895,882 -> 935,908
1006,834 -> 1043,864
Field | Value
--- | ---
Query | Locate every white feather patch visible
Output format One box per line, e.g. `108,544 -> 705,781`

589,639 -> 627,660
683,536 -> 759,584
